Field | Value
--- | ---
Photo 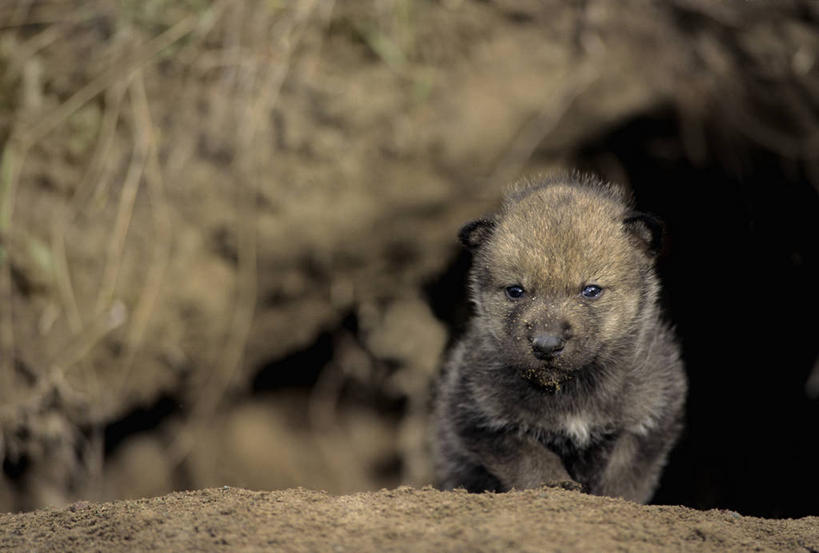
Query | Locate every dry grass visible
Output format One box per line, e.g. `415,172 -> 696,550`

0,0 -> 338,509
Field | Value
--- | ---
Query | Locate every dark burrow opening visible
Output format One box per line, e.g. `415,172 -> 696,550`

250,311 -> 409,418
422,106 -> 819,518
423,247 -> 474,350
571,107 -> 819,518
103,394 -> 182,457
251,331 -> 336,392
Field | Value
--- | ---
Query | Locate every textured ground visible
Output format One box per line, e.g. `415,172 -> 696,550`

2,486 -> 818,553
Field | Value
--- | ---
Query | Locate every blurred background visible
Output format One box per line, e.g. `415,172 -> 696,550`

0,0 -> 817,518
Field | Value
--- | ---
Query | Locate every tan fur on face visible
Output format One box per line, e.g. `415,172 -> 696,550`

474,183 -> 653,355
490,185 -> 641,297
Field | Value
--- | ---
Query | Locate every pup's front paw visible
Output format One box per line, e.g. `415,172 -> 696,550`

544,479 -> 584,492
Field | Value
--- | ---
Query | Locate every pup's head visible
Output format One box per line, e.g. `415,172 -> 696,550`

461,175 -> 662,390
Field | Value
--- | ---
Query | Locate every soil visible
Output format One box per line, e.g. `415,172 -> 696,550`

3,486 -> 818,553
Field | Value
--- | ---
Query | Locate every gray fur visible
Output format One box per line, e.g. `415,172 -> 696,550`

433,173 -> 687,503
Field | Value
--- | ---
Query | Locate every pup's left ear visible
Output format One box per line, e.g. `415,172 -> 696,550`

623,212 -> 663,257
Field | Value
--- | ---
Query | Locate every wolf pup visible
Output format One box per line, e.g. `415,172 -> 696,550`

433,173 -> 686,503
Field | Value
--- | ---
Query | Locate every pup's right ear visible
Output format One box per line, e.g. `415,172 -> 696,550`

458,219 -> 495,251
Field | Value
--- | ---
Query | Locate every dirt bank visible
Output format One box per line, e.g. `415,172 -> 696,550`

2,0 -> 817,518
2,487 -> 818,553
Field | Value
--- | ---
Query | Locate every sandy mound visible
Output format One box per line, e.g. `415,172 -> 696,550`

2,487 -> 818,553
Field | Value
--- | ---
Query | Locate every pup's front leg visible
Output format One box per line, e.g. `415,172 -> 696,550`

467,427 -> 580,491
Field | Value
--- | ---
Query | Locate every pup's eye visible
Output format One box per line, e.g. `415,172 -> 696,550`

581,285 -> 603,299
505,285 -> 525,300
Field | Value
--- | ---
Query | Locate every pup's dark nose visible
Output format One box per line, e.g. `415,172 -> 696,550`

532,334 -> 564,359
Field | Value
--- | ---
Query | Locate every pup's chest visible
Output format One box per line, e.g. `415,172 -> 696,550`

510,406 -> 608,449
537,411 -> 619,451
558,413 -> 595,448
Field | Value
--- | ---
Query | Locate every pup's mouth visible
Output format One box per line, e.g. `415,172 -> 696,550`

519,365 -> 573,393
